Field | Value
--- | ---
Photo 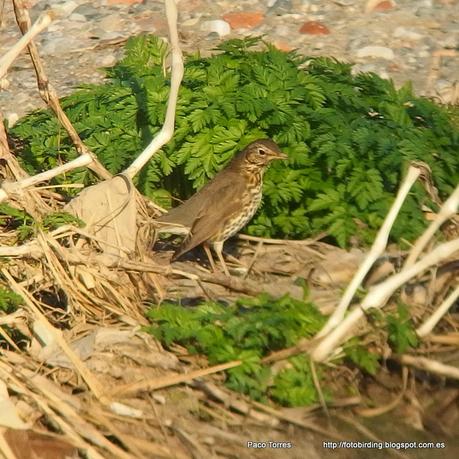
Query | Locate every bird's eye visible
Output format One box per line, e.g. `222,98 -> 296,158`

258,148 -> 266,155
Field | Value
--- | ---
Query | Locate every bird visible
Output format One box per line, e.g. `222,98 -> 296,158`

155,139 -> 287,275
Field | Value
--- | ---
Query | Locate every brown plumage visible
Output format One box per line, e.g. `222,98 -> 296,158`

156,139 -> 287,275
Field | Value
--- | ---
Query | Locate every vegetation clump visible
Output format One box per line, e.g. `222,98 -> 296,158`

146,294 -> 420,406
10,34 -> 459,247
146,294 -> 326,405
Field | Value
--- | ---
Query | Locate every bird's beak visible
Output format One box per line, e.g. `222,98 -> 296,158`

274,151 -> 288,160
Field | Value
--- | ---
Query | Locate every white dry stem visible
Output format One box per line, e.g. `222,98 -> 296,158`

0,0 -> 182,203
0,11 -> 54,80
0,243 -> 42,258
404,184 -> 459,268
416,284 -> 459,338
0,154 -> 92,203
316,165 -> 422,338
123,0 -> 184,178
311,237 -> 459,362
398,354 -> 459,380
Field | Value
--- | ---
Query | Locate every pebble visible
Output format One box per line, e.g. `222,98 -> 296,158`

356,45 -> 395,60
73,3 -> 100,17
299,21 -> 330,35
0,0 -> 458,117
69,13 -> 87,22
370,1 -> 395,12
201,20 -> 231,37
53,0 -> 78,17
222,12 -> 264,29
101,55 -> 117,67
393,27 -> 423,41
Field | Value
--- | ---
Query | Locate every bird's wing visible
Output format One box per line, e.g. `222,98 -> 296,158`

173,177 -> 247,258
158,169 -> 244,227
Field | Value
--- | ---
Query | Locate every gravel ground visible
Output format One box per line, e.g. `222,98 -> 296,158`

0,0 -> 458,124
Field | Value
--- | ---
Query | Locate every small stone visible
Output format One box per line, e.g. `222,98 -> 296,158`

69,13 -> 87,22
0,78 -> 10,91
134,17 -> 158,32
98,14 -> 123,33
6,112 -> 19,127
267,0 -> 293,14
181,17 -> 201,27
176,0 -> 202,13
393,27 -> 423,40
40,37 -> 87,55
439,35 -> 457,49
201,19 -> 231,37
373,0 -> 395,11
313,42 -> 325,50
222,12 -> 264,29
53,0 -> 78,17
299,21 -> 330,35
101,54 -> 117,67
91,29 -> 124,41
356,45 -> 395,60
273,40 -> 293,52
334,0 -> 354,5
365,0 -> 395,13
107,0 -> 143,5
73,3 -> 100,17
205,32 -> 220,41
274,24 -> 291,36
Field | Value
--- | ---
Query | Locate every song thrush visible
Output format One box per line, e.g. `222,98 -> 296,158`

156,139 -> 287,275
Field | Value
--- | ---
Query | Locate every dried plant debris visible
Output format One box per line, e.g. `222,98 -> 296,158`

0,1 -> 458,457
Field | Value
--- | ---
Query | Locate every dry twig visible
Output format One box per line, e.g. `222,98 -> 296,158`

0,10 -> 54,79
110,360 -> 241,398
312,238 -> 459,361
396,354 -> 459,380
317,164 -> 422,338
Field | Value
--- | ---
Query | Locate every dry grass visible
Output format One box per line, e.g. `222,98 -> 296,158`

0,1 -> 458,458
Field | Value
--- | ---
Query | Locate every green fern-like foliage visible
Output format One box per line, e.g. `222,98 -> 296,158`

10,35 -> 459,246
145,294 -> 326,405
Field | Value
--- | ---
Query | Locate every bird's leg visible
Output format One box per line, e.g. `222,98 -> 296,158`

211,241 -> 230,276
203,243 -> 218,272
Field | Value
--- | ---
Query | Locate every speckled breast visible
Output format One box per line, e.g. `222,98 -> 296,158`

213,182 -> 263,243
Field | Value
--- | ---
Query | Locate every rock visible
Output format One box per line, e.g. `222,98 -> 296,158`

176,0 -> 202,13
365,0 -> 396,13
40,36 -> 87,55
356,45 -> 395,60
181,17 -> 201,27
73,3 -> 100,18
98,14 -> 123,33
375,0 -> 395,12
274,24 -> 291,37
393,27 -> 423,41
0,79 -> 10,91
267,0 -> 293,14
6,112 -> 19,127
200,20 -> 231,37
222,12 -> 264,29
101,54 -> 117,67
299,21 -> 330,35
273,40 -> 293,52
53,0 -> 78,17
106,0 -> 143,5
69,13 -> 87,23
